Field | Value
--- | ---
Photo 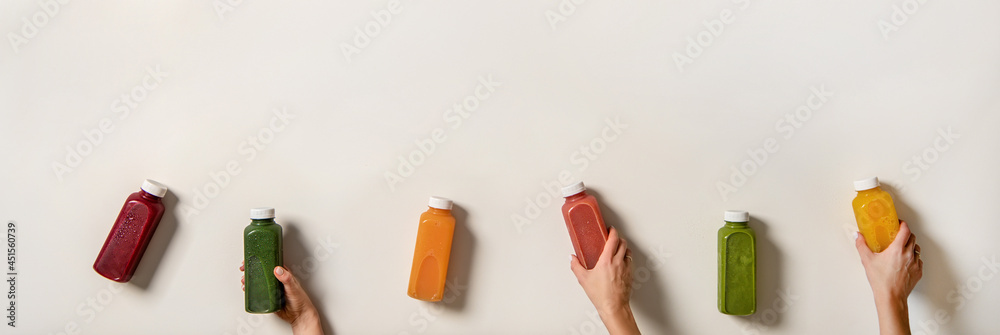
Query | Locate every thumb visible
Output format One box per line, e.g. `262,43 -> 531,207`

854,232 -> 873,260
274,266 -> 306,305
569,254 -> 587,281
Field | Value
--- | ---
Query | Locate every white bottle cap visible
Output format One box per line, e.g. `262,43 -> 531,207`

140,179 -> 168,198
561,181 -> 586,198
854,177 -> 880,191
250,207 -> 275,219
724,210 -> 749,222
428,196 -> 453,210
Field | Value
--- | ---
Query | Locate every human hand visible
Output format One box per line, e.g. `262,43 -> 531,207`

241,262 -> 324,335
855,220 -> 922,335
855,220 -> 923,301
570,227 -> 640,335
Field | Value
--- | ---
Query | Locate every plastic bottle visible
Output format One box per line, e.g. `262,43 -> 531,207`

407,196 -> 456,301
561,181 -> 609,270
718,210 -> 756,315
244,207 -> 284,313
852,177 -> 900,253
93,179 -> 168,282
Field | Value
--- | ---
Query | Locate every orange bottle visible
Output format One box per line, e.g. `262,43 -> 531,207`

852,177 -> 900,253
407,196 -> 456,301
561,181 -> 609,270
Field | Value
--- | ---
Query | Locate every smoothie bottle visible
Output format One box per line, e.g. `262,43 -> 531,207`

94,179 -> 168,282
852,177 -> 900,253
407,196 -> 456,301
561,181 -> 609,270
718,210 -> 756,316
244,207 -> 284,313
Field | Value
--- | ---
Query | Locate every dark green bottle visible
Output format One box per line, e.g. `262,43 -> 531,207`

244,207 -> 284,313
718,210 -> 755,315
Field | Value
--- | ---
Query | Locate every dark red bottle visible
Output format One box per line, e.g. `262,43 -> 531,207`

94,179 -> 168,282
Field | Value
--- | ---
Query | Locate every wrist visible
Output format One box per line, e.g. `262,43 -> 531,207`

597,303 -> 639,335
873,290 -> 907,309
290,309 -> 323,335
873,292 -> 910,335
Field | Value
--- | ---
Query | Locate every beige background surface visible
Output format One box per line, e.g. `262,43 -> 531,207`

2,0 -> 999,334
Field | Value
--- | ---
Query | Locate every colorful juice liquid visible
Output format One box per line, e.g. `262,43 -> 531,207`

561,182 -> 609,270
244,207 -> 283,313
852,177 -> 900,253
718,210 -> 756,315
94,179 -> 168,282
407,196 -> 456,301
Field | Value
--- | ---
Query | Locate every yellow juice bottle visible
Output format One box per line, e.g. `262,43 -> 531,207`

852,177 -> 900,253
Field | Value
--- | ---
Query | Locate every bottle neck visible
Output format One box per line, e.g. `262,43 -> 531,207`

564,191 -> 588,202
427,207 -> 452,215
724,221 -> 748,228
250,218 -> 276,225
139,190 -> 162,202
857,186 -> 882,194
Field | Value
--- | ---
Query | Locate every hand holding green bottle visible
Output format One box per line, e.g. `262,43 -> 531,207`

240,263 -> 324,335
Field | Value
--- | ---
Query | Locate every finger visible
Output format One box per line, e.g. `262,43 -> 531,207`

889,221 -> 912,251
903,233 -> 916,255
615,238 -> 628,263
241,276 -> 245,286
624,249 -> 635,272
915,244 -> 921,257
569,254 -> 587,281
599,227 -> 621,263
274,266 -> 306,308
854,231 -> 873,260
240,261 -> 244,272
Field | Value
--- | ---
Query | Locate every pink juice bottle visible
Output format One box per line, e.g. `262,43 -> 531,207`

561,181 -> 609,270
93,179 -> 168,282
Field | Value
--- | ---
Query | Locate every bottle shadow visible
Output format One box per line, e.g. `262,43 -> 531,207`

878,183 -> 966,334
282,222 -> 336,335
728,217 -> 786,329
131,191 -> 180,290
441,203 -> 475,312
587,188 -> 675,334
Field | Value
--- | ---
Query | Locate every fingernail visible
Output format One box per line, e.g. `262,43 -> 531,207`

853,231 -> 859,240
569,254 -> 575,260
275,266 -> 285,276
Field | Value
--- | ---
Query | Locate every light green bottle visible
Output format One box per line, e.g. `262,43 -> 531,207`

244,207 -> 284,313
718,210 -> 755,315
